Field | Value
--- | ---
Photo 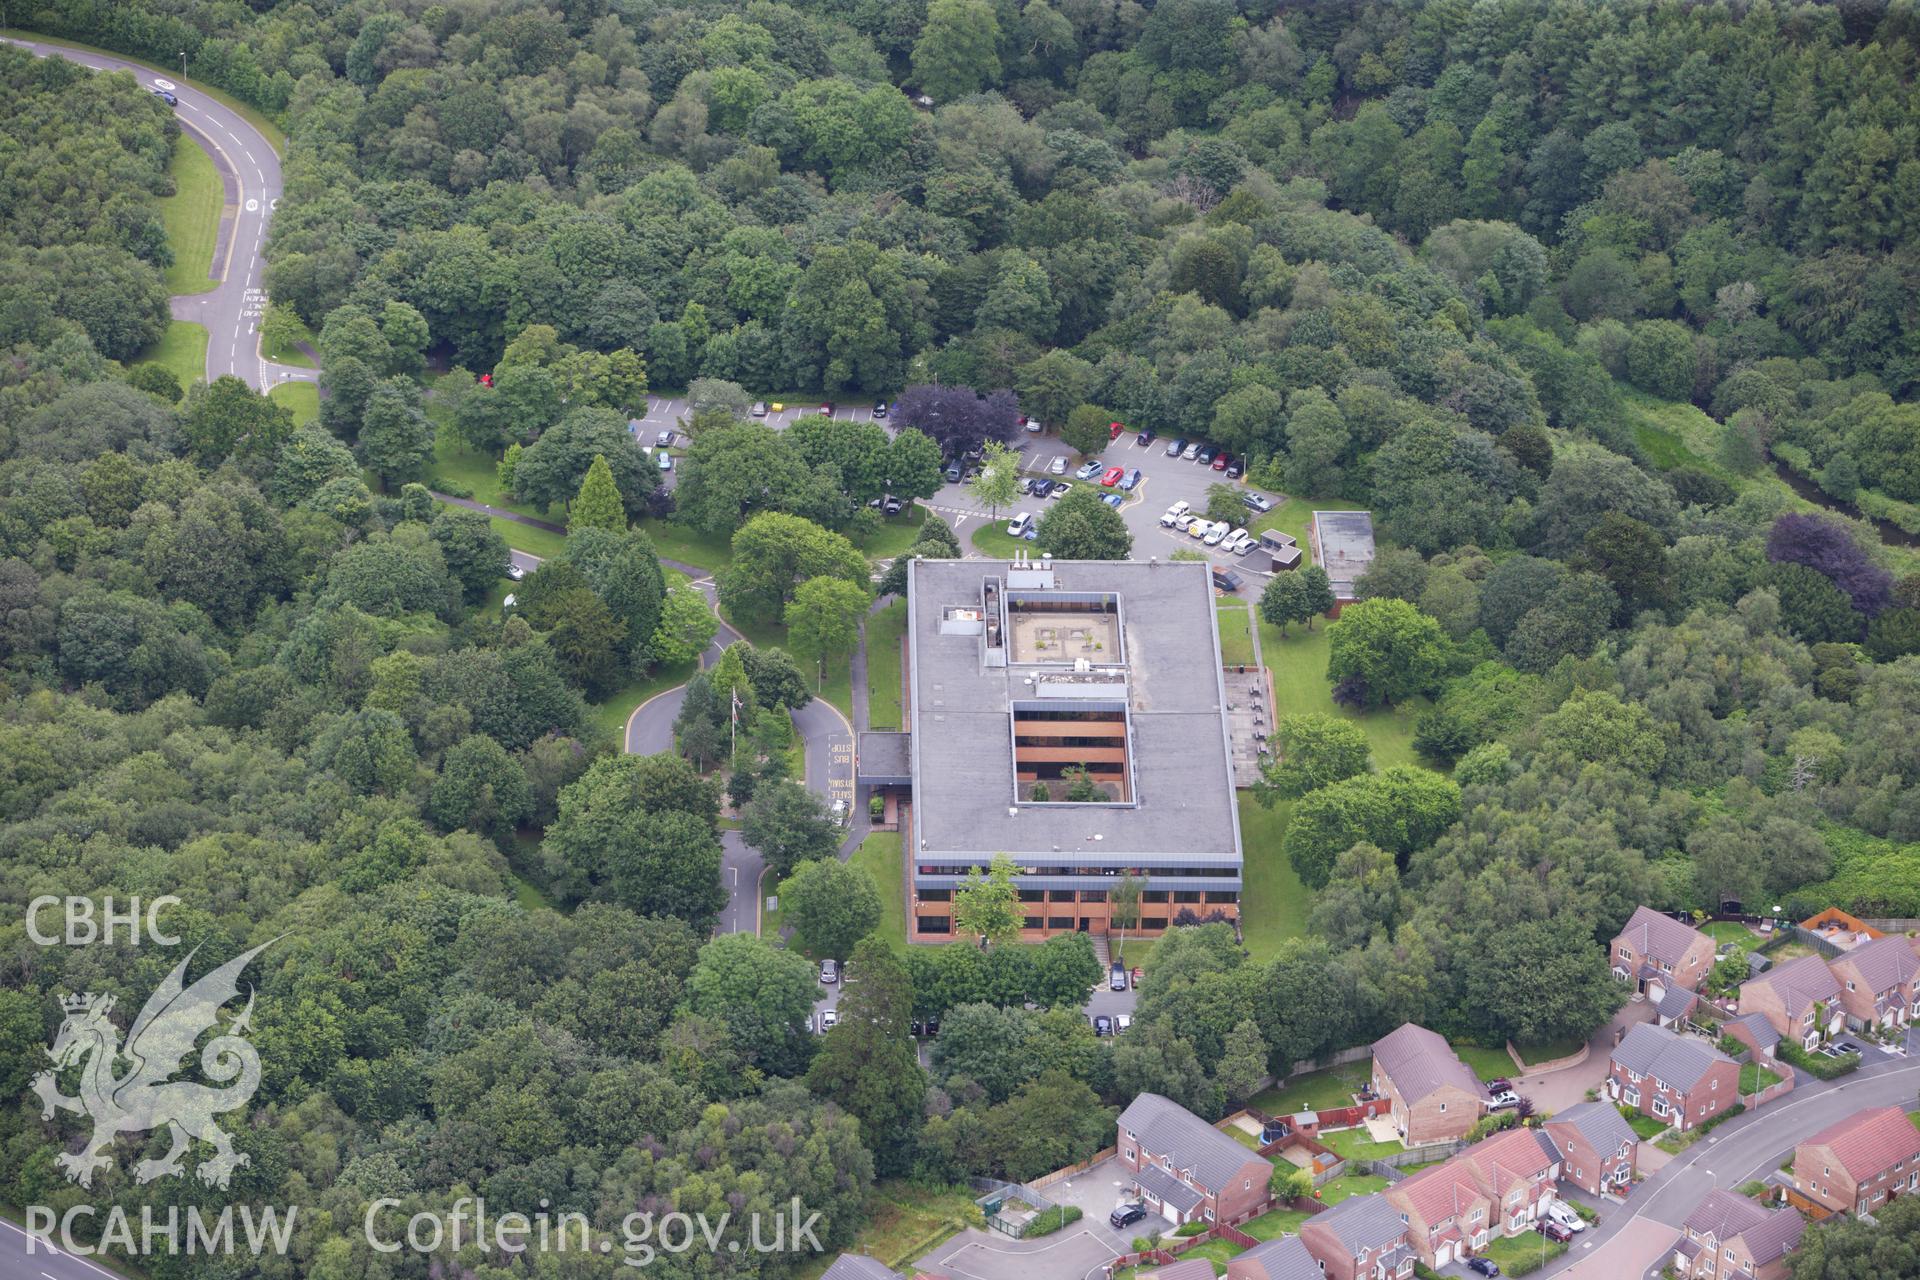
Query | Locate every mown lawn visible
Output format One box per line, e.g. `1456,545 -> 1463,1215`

1257,622 -> 1424,770
1319,1173 -> 1387,1204
159,133 -> 221,294
969,524 -> 1025,559
639,519 -> 732,573
1702,921 -> 1756,946
1238,798 -> 1312,963
262,311 -> 317,367
1455,1043 -> 1519,1081
1620,1106 -> 1669,1141
1216,603 -> 1255,667
1481,1230 -> 1565,1273
1242,1208 -> 1311,1240
1740,1062 -> 1783,1093
1249,1061 -> 1373,1117
484,514 -> 566,560
1513,1036 -> 1587,1068
269,381 -> 318,426
855,504 -> 928,560
135,320 -> 207,392
1316,1127 -> 1404,1161
866,600 -> 908,731
850,833 -> 907,951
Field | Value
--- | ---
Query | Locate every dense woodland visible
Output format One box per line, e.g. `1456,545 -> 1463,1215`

5,0 -> 1920,1275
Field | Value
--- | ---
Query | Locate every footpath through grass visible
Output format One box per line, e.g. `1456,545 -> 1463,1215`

135,321 -> 206,391
159,133 -> 221,294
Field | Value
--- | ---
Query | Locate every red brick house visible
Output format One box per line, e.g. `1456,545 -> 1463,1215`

1542,1101 -> 1640,1197
1739,954 -> 1844,1049
1827,934 -> 1920,1032
1610,906 -> 1718,998
1225,1236 -> 1325,1280
1451,1125 -> 1565,1237
1296,1193 -> 1416,1280
1671,1189 -> 1804,1280
1792,1105 -> 1920,1217
1371,1023 -> 1484,1146
1721,1012 -> 1782,1062
1116,1093 -> 1272,1227
1607,1024 -> 1739,1132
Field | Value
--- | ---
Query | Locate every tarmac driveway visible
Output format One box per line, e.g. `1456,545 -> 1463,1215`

1037,1156 -> 1144,1246
918,1225 -> 1123,1280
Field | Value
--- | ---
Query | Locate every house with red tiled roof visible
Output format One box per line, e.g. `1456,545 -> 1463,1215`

1792,1105 -> 1920,1217
1452,1126 -> 1564,1237
1671,1189 -> 1804,1280
1827,934 -> 1920,1031
1383,1159 -> 1493,1271
1739,954 -> 1844,1050
1371,1023 -> 1485,1146
1610,906 -> 1718,998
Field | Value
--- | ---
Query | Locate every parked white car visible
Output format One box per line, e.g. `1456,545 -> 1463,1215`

1487,1090 -> 1521,1111
1544,1200 -> 1586,1232
1171,513 -> 1196,531
1202,522 -> 1229,545
1048,455 -> 1068,475
1225,527 -> 1250,551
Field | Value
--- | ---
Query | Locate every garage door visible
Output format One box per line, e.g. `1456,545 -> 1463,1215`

1160,1200 -> 1180,1225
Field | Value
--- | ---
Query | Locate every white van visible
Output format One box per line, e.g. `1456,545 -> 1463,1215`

1006,511 -> 1033,537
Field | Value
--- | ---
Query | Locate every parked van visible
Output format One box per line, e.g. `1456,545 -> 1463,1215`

1006,511 -> 1033,538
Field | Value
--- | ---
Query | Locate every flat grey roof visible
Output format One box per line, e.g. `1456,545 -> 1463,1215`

856,731 -> 911,783
906,558 -> 1242,869
1312,510 -> 1375,597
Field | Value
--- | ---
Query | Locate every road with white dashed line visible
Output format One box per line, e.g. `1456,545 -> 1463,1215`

3,38 -> 311,393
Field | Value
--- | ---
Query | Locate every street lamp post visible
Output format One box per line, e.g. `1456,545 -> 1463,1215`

180,51 -> 187,77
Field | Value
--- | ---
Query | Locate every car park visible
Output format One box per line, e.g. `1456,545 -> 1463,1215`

923,1016 -> 940,1036
1242,492 -> 1276,513
750,401 -> 767,417
1202,523 -> 1228,545
1166,438 -> 1187,457
1197,445 -> 1218,464
1171,512 -> 1195,530
1120,468 -> 1143,491
872,402 -> 887,418
1075,460 -> 1104,480
1161,499 -> 1191,522
1109,1204 -> 1147,1230
1225,527 -> 1251,552
1007,512 -> 1034,538
1110,421 -> 1128,441
1021,525 -> 1039,540
1100,466 -> 1125,486
1093,1014 -> 1113,1036
1136,428 -> 1156,447
820,959 -> 838,983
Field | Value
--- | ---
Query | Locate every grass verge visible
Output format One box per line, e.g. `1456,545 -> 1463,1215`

850,833 -> 907,952
269,380 -> 318,426
1238,799 -> 1311,963
262,311 -> 317,367
1216,602 -> 1255,666
135,320 -> 207,391
159,132 -> 221,294
866,600 -> 908,731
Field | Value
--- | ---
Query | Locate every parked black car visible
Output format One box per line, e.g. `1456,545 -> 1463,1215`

1467,1258 -> 1501,1276
1109,1204 -> 1148,1229
1109,962 -> 1128,991
1136,427 -> 1156,447
1092,1014 -> 1113,1036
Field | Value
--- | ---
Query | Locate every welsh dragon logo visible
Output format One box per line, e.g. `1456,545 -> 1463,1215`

32,940 -> 276,1189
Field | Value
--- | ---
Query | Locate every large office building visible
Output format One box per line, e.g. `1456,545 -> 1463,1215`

858,554 -> 1245,942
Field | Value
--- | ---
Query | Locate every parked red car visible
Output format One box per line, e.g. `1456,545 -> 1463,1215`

1108,421 -> 1126,440
1100,466 -> 1125,487
1212,452 -> 1231,471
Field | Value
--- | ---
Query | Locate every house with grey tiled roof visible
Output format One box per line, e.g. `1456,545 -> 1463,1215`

1655,983 -> 1699,1028
1722,1011 -> 1781,1060
1297,1193 -> 1415,1280
1828,934 -> 1920,1031
1116,1093 -> 1272,1227
1610,906 -> 1718,997
1607,1024 -> 1739,1133
1740,953 -> 1844,1049
821,1256 -> 904,1280
1671,1189 -> 1803,1280
1371,1023 -> 1485,1146
1543,1101 -> 1640,1196
1226,1235 -> 1324,1280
